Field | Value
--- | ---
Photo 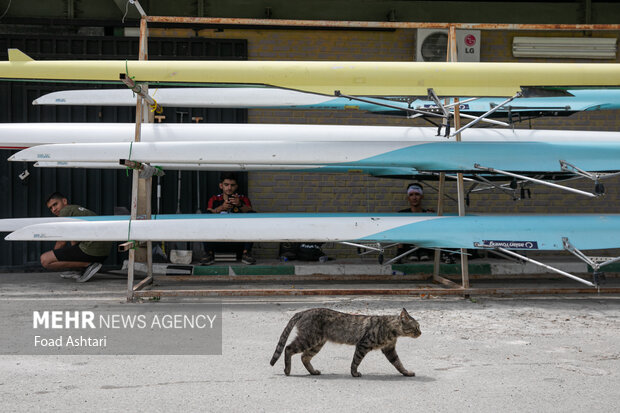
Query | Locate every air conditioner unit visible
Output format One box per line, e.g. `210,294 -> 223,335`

512,36 -> 617,59
416,29 -> 481,62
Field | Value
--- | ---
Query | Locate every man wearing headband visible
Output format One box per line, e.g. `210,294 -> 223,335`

396,183 -> 455,264
403,184 -> 426,213
396,183 -> 433,262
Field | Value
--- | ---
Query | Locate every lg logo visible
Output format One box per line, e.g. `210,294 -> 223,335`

464,34 -> 477,54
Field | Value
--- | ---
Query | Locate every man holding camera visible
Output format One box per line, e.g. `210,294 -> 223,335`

202,172 -> 256,265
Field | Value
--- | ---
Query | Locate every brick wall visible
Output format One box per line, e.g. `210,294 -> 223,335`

186,27 -> 620,260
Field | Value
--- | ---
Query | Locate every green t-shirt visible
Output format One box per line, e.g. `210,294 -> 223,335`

59,205 -> 112,257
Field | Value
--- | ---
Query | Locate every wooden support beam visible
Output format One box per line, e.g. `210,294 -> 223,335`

118,241 -> 137,252
433,275 -> 461,289
133,274 -> 154,292
127,16 -> 152,302
432,172 -> 445,282
131,286 -> 620,298
448,25 -> 470,291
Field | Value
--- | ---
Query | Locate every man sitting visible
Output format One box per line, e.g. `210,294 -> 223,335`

40,192 -> 112,282
396,183 -> 455,264
202,173 -> 256,265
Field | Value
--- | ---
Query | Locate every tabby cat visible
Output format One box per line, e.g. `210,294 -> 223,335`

270,308 -> 421,377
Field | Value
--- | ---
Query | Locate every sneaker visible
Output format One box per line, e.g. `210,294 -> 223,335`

441,254 -> 456,264
241,252 -> 256,265
59,271 -> 81,279
77,262 -> 102,283
200,252 -> 215,266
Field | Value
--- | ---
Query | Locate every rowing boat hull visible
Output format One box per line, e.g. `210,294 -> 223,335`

3,52 -> 620,97
32,88 -> 620,114
1,123 -> 618,149
10,140 -> 620,173
4,213 -> 620,251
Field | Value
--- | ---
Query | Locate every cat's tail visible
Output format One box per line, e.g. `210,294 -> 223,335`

270,311 -> 304,366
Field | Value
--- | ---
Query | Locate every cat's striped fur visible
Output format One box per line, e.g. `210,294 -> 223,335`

270,308 -> 421,377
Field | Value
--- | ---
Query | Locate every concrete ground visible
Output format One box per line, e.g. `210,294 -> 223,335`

1,271 -> 619,412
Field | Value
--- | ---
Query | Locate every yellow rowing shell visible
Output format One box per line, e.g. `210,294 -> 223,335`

2,49 -> 619,97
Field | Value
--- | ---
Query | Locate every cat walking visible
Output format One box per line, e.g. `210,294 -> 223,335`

270,308 -> 421,377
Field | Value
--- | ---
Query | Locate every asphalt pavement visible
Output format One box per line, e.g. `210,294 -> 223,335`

0,271 -> 619,412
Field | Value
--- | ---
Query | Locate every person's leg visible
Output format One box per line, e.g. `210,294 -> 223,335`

243,242 -> 253,254
241,242 -> 256,264
42,245 -> 106,282
395,244 -> 418,262
441,249 -> 456,264
201,242 -> 216,265
202,242 -> 215,255
419,248 -> 432,261
40,250 -> 90,271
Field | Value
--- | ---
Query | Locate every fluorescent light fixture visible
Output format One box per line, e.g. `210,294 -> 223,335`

512,36 -> 617,59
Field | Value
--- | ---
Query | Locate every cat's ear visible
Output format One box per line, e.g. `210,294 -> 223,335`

400,308 -> 410,319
